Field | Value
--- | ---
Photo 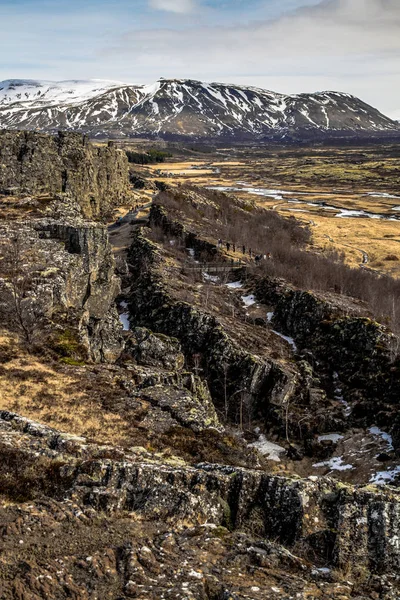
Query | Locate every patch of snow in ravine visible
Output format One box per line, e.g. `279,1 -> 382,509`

313,456 -> 353,471
226,281 -> 243,289
271,330 -> 297,351
119,300 -> 130,331
370,465 -> 400,485
248,435 -> 286,462
312,567 -> 331,576
267,312 -> 274,322
369,426 -> 394,450
203,272 -> 219,283
241,294 -> 256,307
318,433 -> 344,443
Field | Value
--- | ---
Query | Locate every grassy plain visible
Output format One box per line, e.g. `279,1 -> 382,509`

136,145 -> 400,276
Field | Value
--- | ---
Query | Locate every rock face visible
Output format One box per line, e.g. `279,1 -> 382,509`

124,327 -> 185,371
0,218 -> 124,362
127,228 -> 298,420
136,381 -> 222,433
0,130 -> 129,218
1,408 -> 400,596
254,277 -> 400,434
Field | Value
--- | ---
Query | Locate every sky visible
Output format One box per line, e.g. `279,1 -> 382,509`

0,0 -> 399,117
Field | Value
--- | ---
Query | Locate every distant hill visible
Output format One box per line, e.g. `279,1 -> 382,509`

0,77 -> 399,142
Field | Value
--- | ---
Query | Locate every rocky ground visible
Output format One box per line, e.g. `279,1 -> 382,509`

0,131 -> 399,599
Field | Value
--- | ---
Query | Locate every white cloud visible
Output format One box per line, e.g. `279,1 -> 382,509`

149,0 -> 197,13
109,0 -> 400,114
1,0 -> 398,115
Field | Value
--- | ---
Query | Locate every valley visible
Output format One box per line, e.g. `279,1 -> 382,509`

135,144 -> 400,277
0,131 -> 399,599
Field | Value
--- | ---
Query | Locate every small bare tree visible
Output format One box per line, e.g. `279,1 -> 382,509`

0,235 -> 45,347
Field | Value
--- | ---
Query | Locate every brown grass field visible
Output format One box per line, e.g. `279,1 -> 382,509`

133,145 -> 400,277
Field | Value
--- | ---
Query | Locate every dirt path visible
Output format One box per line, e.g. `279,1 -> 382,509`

108,201 -> 153,257
324,234 -> 369,265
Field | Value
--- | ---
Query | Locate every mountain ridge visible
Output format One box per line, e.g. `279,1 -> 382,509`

0,77 -> 398,142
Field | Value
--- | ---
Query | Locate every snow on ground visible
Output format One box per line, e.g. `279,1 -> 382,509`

271,330 -> 297,351
248,434 -> 286,461
318,433 -> 344,443
267,312 -> 274,322
313,456 -> 354,471
226,281 -> 243,289
203,272 -> 219,283
369,426 -> 394,451
367,192 -> 400,199
370,465 -> 400,485
241,294 -> 256,307
312,568 -> 331,576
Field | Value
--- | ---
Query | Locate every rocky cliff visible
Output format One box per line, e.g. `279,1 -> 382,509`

253,275 -> 400,445
0,217 -> 124,363
126,227 -> 299,422
0,130 -> 129,218
0,410 -> 399,598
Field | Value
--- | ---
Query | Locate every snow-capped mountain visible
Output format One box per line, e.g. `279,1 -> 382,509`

0,78 -> 398,141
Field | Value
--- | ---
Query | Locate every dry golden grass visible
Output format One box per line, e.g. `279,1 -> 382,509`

0,333 -> 132,445
140,150 -> 400,277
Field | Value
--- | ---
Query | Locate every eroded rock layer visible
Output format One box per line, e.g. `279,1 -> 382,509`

0,130 -> 129,218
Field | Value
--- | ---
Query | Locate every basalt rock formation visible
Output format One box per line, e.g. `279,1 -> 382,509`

1,409 -> 400,599
0,130 -> 129,218
126,228 -> 299,422
253,275 -> 400,444
0,217 -> 124,362
1,133 -> 400,598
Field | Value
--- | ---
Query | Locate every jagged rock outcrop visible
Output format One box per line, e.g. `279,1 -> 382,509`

1,409 -> 400,588
135,382 -> 222,433
127,229 -> 298,420
254,276 -> 400,439
124,327 -> 185,371
0,218 -> 124,362
0,130 -> 129,218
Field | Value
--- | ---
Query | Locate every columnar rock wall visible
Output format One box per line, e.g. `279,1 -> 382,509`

127,229 -> 298,418
0,130 -> 129,218
254,276 -> 400,434
2,409 -> 399,579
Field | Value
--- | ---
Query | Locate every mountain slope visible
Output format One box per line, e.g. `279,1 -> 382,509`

0,78 -> 398,141
389,109 -> 400,122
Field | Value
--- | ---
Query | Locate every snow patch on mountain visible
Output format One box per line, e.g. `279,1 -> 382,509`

0,77 -> 398,140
